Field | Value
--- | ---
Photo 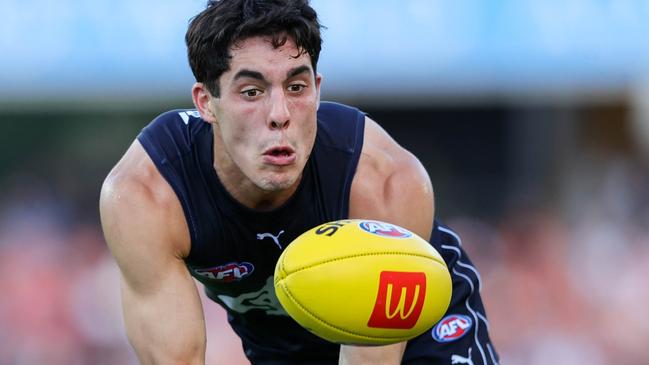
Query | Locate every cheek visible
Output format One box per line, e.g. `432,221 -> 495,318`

293,121 -> 316,161
290,98 -> 318,130
305,124 -> 317,152
216,124 -> 256,170
221,107 -> 259,147
296,109 -> 318,152
228,126 -> 259,159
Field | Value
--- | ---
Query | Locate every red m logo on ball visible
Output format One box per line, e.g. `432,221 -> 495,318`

367,271 -> 426,329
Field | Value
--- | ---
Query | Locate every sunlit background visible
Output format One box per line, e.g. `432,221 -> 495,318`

2,0 -> 649,364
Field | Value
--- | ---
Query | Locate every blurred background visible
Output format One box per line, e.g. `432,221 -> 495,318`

2,0 -> 649,364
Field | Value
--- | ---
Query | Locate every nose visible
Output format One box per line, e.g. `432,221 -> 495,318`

268,90 -> 290,130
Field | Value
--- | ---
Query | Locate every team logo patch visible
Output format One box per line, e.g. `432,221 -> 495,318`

194,262 -> 254,283
359,221 -> 412,238
367,271 -> 426,329
432,314 -> 473,342
177,110 -> 201,125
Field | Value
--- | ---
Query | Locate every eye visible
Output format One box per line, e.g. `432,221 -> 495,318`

241,88 -> 263,98
287,83 -> 306,93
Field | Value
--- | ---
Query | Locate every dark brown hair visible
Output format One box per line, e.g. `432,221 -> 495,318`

186,0 -> 322,97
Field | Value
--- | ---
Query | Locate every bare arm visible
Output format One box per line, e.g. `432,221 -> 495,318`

341,116 -> 435,365
100,141 -> 206,365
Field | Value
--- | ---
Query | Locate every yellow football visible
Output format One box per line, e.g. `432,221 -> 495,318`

273,219 -> 452,345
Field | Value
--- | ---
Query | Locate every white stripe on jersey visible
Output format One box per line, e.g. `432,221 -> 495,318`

441,244 -> 484,292
438,226 -> 490,365
452,267 -> 488,365
487,343 -> 500,365
477,311 -> 490,332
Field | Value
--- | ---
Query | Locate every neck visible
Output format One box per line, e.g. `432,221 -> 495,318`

216,163 -> 302,211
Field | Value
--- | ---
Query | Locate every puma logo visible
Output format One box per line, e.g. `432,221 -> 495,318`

451,348 -> 474,365
256,230 -> 285,249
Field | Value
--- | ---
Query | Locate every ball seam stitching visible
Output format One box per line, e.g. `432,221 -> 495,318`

284,252 -> 445,274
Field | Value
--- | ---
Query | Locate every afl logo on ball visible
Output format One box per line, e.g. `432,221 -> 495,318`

359,221 -> 412,238
432,314 -> 473,342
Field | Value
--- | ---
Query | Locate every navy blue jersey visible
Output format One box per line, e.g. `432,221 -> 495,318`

138,102 -> 499,364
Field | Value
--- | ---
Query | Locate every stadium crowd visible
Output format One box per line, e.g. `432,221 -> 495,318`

1,152 -> 648,364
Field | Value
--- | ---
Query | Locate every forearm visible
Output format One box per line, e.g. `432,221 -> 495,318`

121,276 -> 206,365
339,342 -> 406,365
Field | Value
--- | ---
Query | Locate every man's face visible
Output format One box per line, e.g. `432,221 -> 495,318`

207,36 -> 321,194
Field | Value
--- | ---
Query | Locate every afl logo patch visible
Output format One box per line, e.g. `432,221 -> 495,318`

194,262 -> 254,283
359,221 -> 412,238
432,314 -> 473,342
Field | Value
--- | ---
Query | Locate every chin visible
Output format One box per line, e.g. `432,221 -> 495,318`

257,173 -> 300,192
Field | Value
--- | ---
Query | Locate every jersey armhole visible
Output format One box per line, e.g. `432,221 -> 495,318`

137,129 -> 199,259
341,112 -> 366,218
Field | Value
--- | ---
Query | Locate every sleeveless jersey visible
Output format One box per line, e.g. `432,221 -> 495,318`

138,101 -> 365,363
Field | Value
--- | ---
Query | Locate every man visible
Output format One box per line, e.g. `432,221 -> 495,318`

99,0 -> 499,364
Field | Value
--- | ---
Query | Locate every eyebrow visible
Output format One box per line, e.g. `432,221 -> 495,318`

232,65 -> 312,83
286,65 -> 312,79
233,69 -> 266,83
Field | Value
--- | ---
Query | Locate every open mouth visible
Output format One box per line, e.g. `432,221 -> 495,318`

263,146 -> 296,166
267,148 -> 293,157
264,145 -> 295,156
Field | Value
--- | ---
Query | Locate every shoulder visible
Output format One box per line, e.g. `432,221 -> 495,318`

315,101 -> 366,150
349,116 -> 434,240
317,101 -> 363,120
100,140 -> 190,261
139,109 -> 205,149
148,109 -> 203,127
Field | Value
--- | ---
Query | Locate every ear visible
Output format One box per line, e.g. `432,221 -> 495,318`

191,82 -> 217,123
315,72 -> 322,109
